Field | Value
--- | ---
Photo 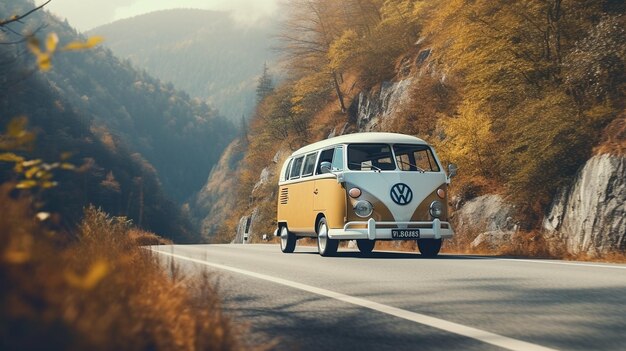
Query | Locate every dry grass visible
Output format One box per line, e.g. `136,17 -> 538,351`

497,231 -> 554,258
128,228 -> 173,246
0,185 -> 252,351
594,113 -> 626,156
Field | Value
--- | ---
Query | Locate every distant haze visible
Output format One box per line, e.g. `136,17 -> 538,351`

39,0 -> 279,32
88,9 -> 278,122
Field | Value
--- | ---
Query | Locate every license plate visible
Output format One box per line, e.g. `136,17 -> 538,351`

391,229 -> 420,239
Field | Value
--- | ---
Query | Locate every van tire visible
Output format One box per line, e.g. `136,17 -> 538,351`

317,218 -> 338,257
357,239 -> 375,254
418,238 -> 442,258
279,226 -> 296,253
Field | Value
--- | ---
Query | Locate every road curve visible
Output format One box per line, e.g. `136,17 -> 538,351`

151,244 -> 626,351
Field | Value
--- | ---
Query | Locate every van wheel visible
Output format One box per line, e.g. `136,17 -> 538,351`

357,239 -> 375,254
418,239 -> 442,258
279,226 -> 296,253
317,218 -> 338,257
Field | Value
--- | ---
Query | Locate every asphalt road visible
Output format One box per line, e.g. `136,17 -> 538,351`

151,244 -> 626,351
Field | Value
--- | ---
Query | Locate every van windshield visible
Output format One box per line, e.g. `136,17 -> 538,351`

347,143 -> 440,172
347,144 -> 395,171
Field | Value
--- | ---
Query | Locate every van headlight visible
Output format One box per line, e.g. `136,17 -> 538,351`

354,200 -> 373,218
429,200 -> 443,218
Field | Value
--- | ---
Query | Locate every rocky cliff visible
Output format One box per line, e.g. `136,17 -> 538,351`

190,139 -> 244,240
349,79 -> 413,131
453,195 -> 518,251
543,154 -> 626,256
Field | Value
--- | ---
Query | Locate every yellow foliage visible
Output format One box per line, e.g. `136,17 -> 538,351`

62,36 -> 105,51
290,72 -> 331,116
0,152 -> 24,162
0,117 -> 76,190
437,103 -> 496,178
27,33 -> 58,71
27,33 -> 104,71
328,29 -> 360,71
65,260 -> 109,290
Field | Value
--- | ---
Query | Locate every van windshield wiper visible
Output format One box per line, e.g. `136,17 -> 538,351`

396,160 -> 425,172
349,162 -> 382,172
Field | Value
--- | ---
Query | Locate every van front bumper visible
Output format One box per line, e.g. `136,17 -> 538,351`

327,218 -> 454,240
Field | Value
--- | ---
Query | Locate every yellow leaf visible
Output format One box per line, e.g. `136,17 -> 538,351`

0,153 -> 24,163
24,166 -> 40,179
41,181 -> 57,188
16,180 -> 37,189
65,260 -> 109,290
22,159 -> 42,167
46,33 -> 59,53
62,36 -> 104,51
60,163 -> 76,170
37,53 -> 53,72
26,35 -> 56,72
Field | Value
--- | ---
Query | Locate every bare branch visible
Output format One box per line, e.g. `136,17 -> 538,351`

0,0 -> 52,27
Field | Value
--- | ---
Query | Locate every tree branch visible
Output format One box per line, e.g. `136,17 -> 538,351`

0,0 -> 52,27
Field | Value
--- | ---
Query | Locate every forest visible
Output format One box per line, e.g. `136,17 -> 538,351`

225,0 -> 625,242
1,0 -> 235,241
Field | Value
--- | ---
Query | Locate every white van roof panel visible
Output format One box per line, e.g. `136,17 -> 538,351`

292,132 -> 428,157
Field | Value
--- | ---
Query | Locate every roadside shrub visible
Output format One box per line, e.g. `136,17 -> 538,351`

0,191 -> 247,351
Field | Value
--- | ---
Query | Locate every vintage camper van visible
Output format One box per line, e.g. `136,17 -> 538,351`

275,132 -> 457,257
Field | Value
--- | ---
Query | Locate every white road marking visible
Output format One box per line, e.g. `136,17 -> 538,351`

152,248 -> 559,351
457,255 -> 626,270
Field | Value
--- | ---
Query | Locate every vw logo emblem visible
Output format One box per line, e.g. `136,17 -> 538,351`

390,183 -> 413,205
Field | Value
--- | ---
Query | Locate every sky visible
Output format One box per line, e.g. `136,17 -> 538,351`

38,0 -> 280,32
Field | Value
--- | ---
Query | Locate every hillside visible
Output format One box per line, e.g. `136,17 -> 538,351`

89,9 -> 277,122
7,2 -> 237,204
211,0 -> 625,256
0,0 -> 236,241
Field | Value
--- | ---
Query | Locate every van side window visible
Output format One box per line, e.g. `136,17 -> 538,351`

331,146 -> 343,171
284,159 -> 293,181
289,156 -> 304,179
316,148 -> 334,174
301,153 -> 317,177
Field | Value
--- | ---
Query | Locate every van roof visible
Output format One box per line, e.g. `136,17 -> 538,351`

292,132 -> 428,156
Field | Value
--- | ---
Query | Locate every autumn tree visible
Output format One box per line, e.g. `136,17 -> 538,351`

278,0 -> 349,112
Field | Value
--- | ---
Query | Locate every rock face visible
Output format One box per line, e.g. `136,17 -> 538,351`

543,154 -> 626,255
454,195 -> 518,250
191,139 -> 244,239
349,79 -> 413,131
232,208 -> 259,244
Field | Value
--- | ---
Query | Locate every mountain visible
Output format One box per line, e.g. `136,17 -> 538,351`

41,6 -> 236,204
89,9 -> 278,122
0,0 -> 236,241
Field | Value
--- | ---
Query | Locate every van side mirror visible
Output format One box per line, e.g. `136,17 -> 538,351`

448,163 -> 458,178
320,161 -> 332,174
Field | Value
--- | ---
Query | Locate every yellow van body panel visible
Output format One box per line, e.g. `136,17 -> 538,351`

277,176 -> 346,233
313,177 -> 346,229
277,180 -> 314,233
